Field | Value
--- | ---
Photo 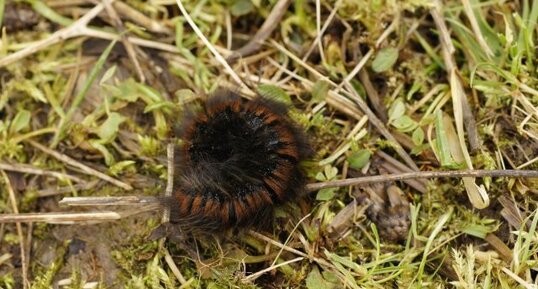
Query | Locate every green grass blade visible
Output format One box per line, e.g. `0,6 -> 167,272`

25,0 -> 73,26
51,40 -> 117,147
416,207 -> 453,286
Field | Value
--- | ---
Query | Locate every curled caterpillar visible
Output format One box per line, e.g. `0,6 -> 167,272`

167,90 -> 311,231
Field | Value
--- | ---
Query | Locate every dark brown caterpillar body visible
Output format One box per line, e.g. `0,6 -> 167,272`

168,91 -> 311,231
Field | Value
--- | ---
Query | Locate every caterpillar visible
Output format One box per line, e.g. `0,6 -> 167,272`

166,90 -> 312,231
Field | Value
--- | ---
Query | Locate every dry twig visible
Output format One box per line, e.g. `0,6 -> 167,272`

175,0 -> 253,94
158,143 -> 187,285
51,169 -> 538,208
0,162 -> 83,183
0,3 -> 105,68
0,212 -> 122,223
1,171 -> 28,289
228,0 -> 293,61
306,169 -> 538,191
343,81 -> 420,171
112,1 -> 172,34
28,140 -> 133,190
102,0 -> 145,83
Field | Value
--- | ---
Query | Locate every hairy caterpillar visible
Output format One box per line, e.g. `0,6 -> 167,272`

165,90 -> 312,231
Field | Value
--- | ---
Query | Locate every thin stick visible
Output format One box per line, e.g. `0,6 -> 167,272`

379,162 -> 427,194
228,0 -> 293,61
159,143 -> 187,285
305,169 -> 538,192
81,27 -> 180,53
1,171 -> 28,289
164,248 -> 187,285
163,143 -> 175,223
376,151 -> 427,193
243,256 -> 304,281
338,45 -> 374,90
175,0 -> 253,94
28,140 -> 133,190
343,81 -> 420,171
270,39 -> 336,86
501,267 -> 535,289
0,3 -> 105,68
301,0 -> 340,62
0,162 -> 83,183
112,1 -> 172,34
337,13 -> 398,90
248,230 -> 337,273
54,169 -> 538,208
315,0 -> 326,64
102,0 -> 145,83
0,212 -> 121,223
59,196 -> 156,206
